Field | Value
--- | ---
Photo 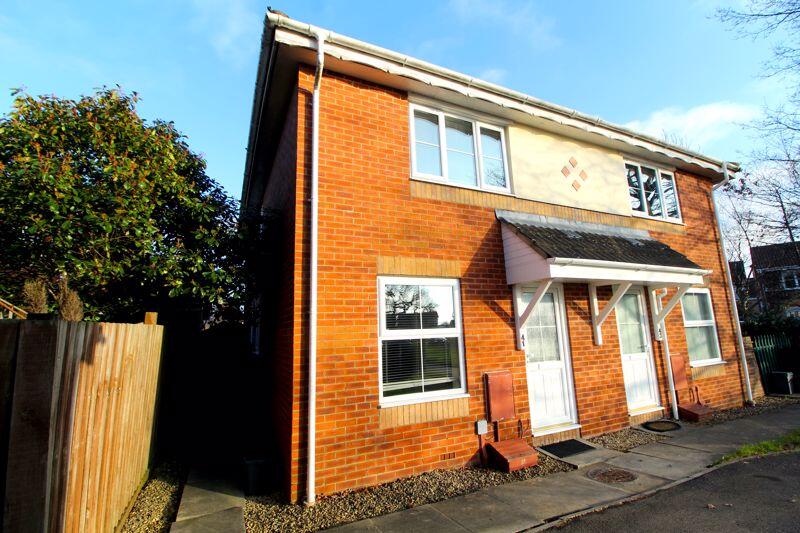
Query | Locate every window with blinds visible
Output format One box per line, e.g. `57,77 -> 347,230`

378,277 -> 466,404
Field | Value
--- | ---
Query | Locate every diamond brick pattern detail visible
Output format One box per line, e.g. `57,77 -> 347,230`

561,156 -> 590,191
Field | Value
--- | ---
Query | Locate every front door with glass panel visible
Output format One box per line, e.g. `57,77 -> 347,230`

519,285 -> 577,430
616,287 -> 660,411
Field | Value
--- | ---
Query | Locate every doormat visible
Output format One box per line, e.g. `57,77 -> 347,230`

642,420 -> 682,432
539,439 -> 595,458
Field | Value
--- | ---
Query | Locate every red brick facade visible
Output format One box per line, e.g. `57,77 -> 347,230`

260,66 -> 749,502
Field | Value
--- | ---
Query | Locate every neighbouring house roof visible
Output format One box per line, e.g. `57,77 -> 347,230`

497,210 -> 701,270
243,11 -> 742,207
751,242 -> 800,271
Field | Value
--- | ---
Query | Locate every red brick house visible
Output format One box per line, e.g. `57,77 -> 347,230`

241,12 -> 756,503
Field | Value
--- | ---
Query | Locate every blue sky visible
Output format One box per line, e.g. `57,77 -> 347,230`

1,0 -> 789,198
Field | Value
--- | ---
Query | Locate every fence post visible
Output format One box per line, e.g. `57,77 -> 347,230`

144,312 -> 158,325
742,336 -> 765,399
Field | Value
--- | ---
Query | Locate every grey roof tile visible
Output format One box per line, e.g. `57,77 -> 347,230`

497,210 -> 701,270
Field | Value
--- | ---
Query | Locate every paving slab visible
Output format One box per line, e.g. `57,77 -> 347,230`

607,451 -> 707,481
325,517 -> 381,532
581,463 -> 671,494
631,441 -> 719,466
486,470 -> 628,522
433,489 -> 538,532
170,507 -> 242,533
174,471 -> 243,523
543,447 -> 623,468
370,504 -> 467,533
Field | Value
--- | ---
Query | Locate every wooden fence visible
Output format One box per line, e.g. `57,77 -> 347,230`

1,318 -> 164,533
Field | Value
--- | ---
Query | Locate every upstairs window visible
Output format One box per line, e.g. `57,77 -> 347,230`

626,162 -> 681,222
411,104 -> 510,192
782,270 -> 800,290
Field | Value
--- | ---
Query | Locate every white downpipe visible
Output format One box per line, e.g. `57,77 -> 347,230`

307,28 -> 327,506
654,289 -> 680,420
713,162 -> 754,403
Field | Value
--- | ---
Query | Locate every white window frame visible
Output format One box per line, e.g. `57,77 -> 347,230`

781,270 -> 800,290
378,276 -> 468,407
409,102 -> 512,194
625,161 -> 682,223
680,288 -> 723,367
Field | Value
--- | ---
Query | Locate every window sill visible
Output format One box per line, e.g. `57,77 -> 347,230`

689,359 -> 726,368
379,392 -> 470,409
531,422 -> 581,437
631,210 -> 685,226
411,175 -> 513,197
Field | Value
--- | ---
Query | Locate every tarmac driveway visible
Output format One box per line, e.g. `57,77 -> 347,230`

553,452 -> 800,533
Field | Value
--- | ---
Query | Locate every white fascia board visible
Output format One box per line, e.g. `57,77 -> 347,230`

549,263 -> 707,286
269,16 -> 739,178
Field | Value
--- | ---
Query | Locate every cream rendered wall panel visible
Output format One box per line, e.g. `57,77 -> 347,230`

508,125 -> 631,216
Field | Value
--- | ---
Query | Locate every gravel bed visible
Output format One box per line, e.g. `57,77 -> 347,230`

120,461 -> 186,533
587,427 -> 667,452
244,455 -> 571,532
688,395 -> 800,426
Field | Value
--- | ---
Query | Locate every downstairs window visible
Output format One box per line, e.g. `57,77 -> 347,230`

378,277 -> 466,405
680,289 -> 722,366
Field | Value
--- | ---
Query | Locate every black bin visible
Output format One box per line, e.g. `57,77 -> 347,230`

769,371 -> 795,394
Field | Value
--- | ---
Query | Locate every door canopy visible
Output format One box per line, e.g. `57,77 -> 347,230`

497,210 -> 711,346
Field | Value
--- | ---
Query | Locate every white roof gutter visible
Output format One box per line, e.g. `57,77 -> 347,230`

267,12 -> 739,179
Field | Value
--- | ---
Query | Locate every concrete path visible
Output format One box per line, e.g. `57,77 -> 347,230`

330,403 -> 800,533
170,469 -> 244,532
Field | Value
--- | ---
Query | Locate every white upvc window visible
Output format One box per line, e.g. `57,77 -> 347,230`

680,288 -> 723,366
378,276 -> 467,406
625,162 -> 681,222
410,103 -> 511,193
781,270 -> 800,290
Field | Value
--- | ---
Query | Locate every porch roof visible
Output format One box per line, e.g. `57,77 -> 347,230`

497,210 -> 710,287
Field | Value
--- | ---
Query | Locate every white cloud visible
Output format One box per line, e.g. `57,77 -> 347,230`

447,0 -> 559,50
624,102 -> 760,152
188,0 -> 261,67
478,68 -> 508,84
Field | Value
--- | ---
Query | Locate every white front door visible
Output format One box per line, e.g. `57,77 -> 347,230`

519,285 -> 577,430
616,287 -> 660,411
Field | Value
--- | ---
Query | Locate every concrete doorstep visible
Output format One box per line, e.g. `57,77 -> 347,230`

330,405 -> 800,533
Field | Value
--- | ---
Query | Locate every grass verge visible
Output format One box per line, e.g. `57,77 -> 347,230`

715,429 -> 800,464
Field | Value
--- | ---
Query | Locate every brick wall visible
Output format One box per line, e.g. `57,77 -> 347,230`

259,91 -> 301,498
271,65 -> 749,500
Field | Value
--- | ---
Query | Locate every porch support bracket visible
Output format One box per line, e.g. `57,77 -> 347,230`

590,281 -> 632,345
649,284 -> 692,341
514,279 -> 553,350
